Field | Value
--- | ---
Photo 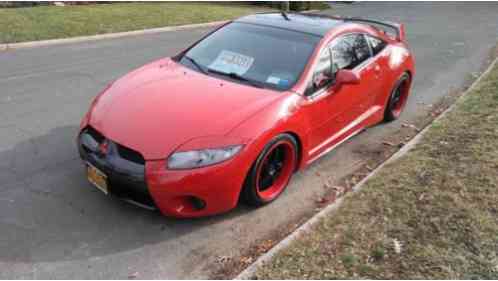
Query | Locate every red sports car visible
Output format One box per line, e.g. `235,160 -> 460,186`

78,13 -> 415,218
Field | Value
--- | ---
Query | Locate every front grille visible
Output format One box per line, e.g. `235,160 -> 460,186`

79,126 -> 156,209
85,126 -> 105,144
83,126 -> 145,165
116,143 -> 146,165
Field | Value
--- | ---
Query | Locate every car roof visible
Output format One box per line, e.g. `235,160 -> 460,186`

235,12 -> 345,37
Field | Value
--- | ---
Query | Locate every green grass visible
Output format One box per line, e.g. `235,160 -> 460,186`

255,59 -> 498,279
0,2 -> 270,44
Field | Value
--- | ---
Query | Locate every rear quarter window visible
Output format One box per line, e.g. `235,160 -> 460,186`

330,34 -> 371,70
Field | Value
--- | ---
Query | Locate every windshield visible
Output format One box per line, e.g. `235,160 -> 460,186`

178,22 -> 321,91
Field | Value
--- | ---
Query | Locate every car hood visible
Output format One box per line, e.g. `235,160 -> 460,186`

88,58 -> 283,160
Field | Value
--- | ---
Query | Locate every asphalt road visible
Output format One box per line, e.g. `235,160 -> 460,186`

1,2 -> 497,279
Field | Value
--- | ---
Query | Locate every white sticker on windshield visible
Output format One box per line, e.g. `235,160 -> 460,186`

209,50 -> 254,76
267,73 -> 291,88
266,76 -> 281,84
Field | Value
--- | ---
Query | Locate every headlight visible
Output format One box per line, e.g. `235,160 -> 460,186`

167,145 -> 243,169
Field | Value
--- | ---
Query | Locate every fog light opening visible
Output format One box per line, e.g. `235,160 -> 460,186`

189,196 -> 206,211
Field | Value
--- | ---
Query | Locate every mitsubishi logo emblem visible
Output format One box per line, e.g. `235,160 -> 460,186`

98,140 -> 109,156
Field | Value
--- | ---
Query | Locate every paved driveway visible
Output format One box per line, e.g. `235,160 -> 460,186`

1,2 -> 497,279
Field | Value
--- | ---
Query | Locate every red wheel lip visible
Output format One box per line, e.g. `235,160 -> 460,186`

255,140 -> 296,202
391,78 -> 410,118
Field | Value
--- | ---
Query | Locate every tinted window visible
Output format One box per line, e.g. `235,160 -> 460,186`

331,34 -> 371,70
308,48 -> 332,93
314,49 -> 332,79
367,35 -> 387,56
179,22 -> 321,91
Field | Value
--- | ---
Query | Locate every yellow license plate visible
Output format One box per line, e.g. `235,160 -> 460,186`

87,163 -> 108,194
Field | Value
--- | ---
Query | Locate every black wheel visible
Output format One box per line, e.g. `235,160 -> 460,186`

242,134 -> 298,207
384,73 -> 411,122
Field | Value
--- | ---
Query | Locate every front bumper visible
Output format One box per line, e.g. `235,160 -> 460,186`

78,126 -> 252,218
146,152 -> 252,218
78,127 -> 156,209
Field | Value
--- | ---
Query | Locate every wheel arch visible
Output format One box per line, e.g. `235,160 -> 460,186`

404,69 -> 413,82
382,69 -> 412,108
282,131 -> 303,171
239,131 -> 301,206
383,70 -> 412,121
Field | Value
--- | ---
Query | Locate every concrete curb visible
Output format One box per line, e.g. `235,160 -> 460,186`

0,20 -> 228,51
235,56 -> 498,280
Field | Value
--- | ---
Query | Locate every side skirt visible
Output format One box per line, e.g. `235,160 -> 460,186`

306,106 -> 381,165
306,128 -> 364,165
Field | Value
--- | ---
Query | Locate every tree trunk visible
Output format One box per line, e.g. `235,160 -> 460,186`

281,1 -> 289,12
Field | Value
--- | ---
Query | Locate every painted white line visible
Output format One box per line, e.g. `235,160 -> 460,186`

235,56 -> 498,280
0,20 -> 228,51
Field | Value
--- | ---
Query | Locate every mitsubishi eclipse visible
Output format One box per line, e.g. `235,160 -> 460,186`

78,12 -> 415,218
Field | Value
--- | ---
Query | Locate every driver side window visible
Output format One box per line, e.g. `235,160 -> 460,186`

315,48 -> 332,79
308,48 -> 332,94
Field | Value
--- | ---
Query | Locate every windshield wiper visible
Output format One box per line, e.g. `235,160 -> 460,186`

183,55 -> 208,75
207,68 -> 265,89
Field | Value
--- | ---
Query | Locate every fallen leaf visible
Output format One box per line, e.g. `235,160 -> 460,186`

240,256 -> 253,265
332,186 -> 345,194
257,240 -> 274,253
393,238 -> 403,254
401,123 -> 420,131
351,176 -> 358,184
216,256 -> 231,264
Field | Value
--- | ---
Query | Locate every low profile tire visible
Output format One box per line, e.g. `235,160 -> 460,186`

242,134 -> 298,207
384,72 -> 411,122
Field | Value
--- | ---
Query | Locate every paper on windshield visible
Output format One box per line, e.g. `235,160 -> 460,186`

266,72 -> 292,88
209,50 -> 254,76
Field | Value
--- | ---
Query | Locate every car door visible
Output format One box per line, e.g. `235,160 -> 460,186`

304,34 -> 380,161
303,38 -> 362,159
331,34 -> 381,125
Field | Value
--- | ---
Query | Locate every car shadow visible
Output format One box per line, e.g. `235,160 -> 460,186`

0,125 -> 252,263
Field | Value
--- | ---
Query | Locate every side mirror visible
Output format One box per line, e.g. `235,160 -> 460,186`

312,72 -> 333,89
335,69 -> 360,85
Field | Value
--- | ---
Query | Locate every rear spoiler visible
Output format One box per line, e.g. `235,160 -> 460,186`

343,17 -> 406,42
256,12 -> 407,42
